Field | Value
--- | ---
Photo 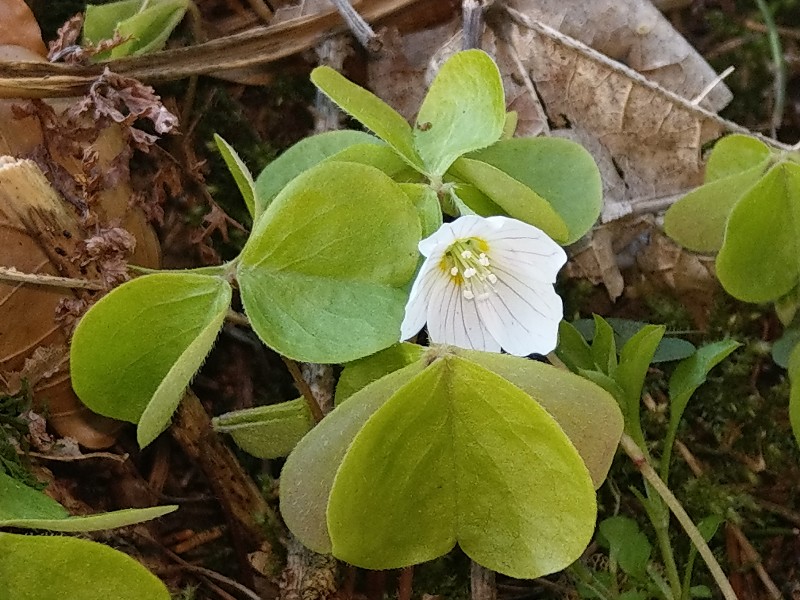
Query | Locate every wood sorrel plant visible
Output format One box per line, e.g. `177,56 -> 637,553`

663,133 -> 800,448
69,50 -> 622,577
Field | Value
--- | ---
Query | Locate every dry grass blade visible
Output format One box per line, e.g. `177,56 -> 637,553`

0,0 -> 423,98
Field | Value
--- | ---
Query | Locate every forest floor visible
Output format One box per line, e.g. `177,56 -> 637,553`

4,1 -> 800,599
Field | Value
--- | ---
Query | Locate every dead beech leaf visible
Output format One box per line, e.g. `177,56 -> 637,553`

47,14 -> 84,62
69,69 -> 180,152
505,12 -> 726,221
504,0 -> 732,112
0,64 -> 165,448
566,227 -> 625,300
633,229 -> 718,327
565,217 -> 653,301
0,158 -> 121,449
0,0 -> 47,57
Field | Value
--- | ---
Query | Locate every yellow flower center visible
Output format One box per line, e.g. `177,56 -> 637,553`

439,238 -> 496,300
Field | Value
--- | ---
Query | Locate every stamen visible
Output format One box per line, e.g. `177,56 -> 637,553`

444,238 -> 497,296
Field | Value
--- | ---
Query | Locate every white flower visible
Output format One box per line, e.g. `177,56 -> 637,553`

401,215 -> 567,356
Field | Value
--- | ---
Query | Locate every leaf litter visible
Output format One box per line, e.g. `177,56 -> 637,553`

0,0 -> 799,598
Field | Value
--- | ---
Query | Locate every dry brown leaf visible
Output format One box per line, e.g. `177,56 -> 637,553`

0,0 -> 47,57
503,12 -> 726,221
632,229 -> 718,327
373,0 -> 772,224
566,227 -> 625,301
0,66 -> 164,447
47,14 -> 84,62
0,158 -> 121,449
69,69 -> 179,152
0,0 -> 428,97
565,217 -> 654,300
505,0 -> 732,112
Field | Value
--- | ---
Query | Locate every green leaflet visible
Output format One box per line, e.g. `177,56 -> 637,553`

254,130 -> 383,215
772,326 -> 800,368
705,134 -> 771,182
469,137 -> 603,244
0,533 -> 170,599
311,68 -> 425,172
83,0 -> 188,59
334,345 -> 622,488
664,134 -> 772,253
664,162 -> 769,253
335,343 -> 425,403
455,349 -> 623,489
214,134 -> 256,219
281,361 -> 428,553
213,398 -> 313,459
399,184 -> 443,238
238,161 -> 420,363
312,51 -> 504,177
0,471 -> 176,531
450,183 -> 505,217
716,162 -> 800,302
598,516 -> 652,579
449,157 -> 569,243
787,344 -> 800,446
413,50 -> 505,176
327,355 -> 596,578
325,144 -> 423,183
71,272 -> 231,447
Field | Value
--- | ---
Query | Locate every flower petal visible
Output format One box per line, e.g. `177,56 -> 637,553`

418,221 -> 457,257
476,269 -> 563,356
489,245 -> 567,286
400,264 -> 439,341
446,214 -> 492,240
483,217 -> 567,282
427,277 -> 501,352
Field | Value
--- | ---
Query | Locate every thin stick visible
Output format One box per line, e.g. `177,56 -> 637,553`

727,526 -> 782,599
0,265 -> 104,290
328,0 -> 382,52
676,441 -> 783,600
462,0 -> 484,51
282,357 -> 325,424
691,66 -> 735,106
0,0 -> 421,97
139,531 -> 262,600
224,310 -> 326,423
470,561 -> 496,600
619,434 -> 739,600
501,36 -> 551,135
502,5 -> 794,152
245,0 -> 273,24
398,566 -> 414,600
